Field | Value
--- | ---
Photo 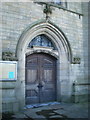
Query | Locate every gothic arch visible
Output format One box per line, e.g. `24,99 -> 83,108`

16,20 -> 72,108
16,19 -> 72,62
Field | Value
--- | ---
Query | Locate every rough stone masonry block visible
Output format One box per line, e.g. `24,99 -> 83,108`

2,103 -> 12,112
2,89 -> 15,98
75,94 -> 88,103
13,102 -> 19,113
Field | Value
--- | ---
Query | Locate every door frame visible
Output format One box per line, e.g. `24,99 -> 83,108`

25,52 -> 57,104
16,20 -> 72,109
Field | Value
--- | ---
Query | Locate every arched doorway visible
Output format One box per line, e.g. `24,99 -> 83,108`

25,53 -> 57,104
16,20 -> 72,109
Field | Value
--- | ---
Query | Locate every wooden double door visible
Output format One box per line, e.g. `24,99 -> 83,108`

25,53 -> 56,105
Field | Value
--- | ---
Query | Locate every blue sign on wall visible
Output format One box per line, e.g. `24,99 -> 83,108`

9,72 -> 14,79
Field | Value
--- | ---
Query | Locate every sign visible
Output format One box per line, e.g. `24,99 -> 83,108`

8,72 -> 14,79
0,61 -> 17,80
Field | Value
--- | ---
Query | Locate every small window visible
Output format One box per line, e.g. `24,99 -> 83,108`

54,0 -> 62,5
50,0 -> 62,5
28,35 -> 56,50
50,0 -> 67,8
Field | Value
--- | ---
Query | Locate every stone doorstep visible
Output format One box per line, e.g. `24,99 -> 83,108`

24,111 -> 46,119
54,106 -> 88,118
12,103 -> 88,119
25,102 -> 60,109
49,115 -> 64,118
12,113 -> 28,119
23,106 -> 67,119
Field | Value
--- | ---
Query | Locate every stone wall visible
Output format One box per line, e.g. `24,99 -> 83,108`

76,2 -> 89,102
1,2 -> 82,54
0,1 -> 88,112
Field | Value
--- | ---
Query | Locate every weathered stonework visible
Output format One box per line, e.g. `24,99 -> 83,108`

2,52 -> 18,61
0,1 -> 89,112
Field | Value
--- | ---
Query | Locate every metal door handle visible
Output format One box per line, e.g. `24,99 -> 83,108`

37,83 -> 43,88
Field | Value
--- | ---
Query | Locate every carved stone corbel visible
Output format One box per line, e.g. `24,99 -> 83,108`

2,52 -> 18,61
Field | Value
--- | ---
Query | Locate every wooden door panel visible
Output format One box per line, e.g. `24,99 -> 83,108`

40,54 -> 56,103
25,55 -> 39,104
26,69 -> 37,83
40,90 -> 55,103
43,59 -> 53,64
44,69 -> 53,82
25,53 -> 56,104
26,89 -> 39,104
26,90 -> 38,97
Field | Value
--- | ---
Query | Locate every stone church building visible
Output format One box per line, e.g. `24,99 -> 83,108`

0,1 -> 89,113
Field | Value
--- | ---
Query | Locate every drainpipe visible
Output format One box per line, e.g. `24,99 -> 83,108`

72,82 -> 75,103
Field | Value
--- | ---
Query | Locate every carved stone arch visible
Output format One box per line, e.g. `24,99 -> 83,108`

16,19 -> 72,62
16,20 -> 73,109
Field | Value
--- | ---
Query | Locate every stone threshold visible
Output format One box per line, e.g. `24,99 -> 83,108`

24,101 -> 61,109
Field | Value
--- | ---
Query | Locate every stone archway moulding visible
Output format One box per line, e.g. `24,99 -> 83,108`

16,19 -> 72,62
16,20 -> 72,109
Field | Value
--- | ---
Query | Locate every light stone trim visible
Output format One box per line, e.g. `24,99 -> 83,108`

26,48 -> 59,59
